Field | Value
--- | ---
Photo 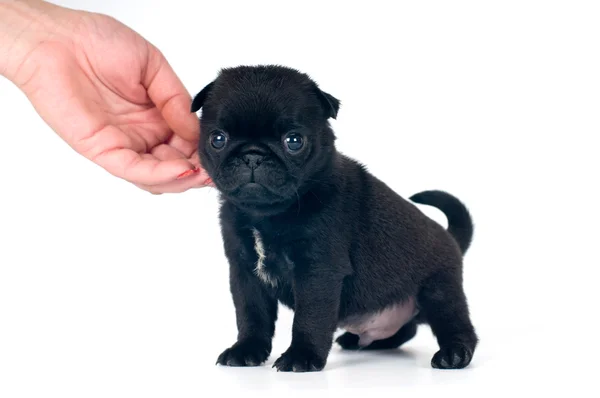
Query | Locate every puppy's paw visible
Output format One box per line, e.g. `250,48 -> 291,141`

272,346 -> 326,372
431,343 -> 473,369
335,332 -> 360,350
216,339 -> 271,367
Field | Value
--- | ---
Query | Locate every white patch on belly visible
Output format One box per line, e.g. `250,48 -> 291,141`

252,228 -> 277,287
340,297 -> 419,347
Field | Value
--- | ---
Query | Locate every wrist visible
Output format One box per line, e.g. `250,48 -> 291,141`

0,1 -> 73,83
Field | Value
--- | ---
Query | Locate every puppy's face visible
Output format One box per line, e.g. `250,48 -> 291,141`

192,65 -> 340,214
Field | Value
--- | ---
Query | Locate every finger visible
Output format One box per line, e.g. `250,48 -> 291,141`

94,146 -> 195,186
151,144 -> 187,161
148,145 -> 212,189
187,151 -> 203,169
140,153 -> 159,161
149,145 -> 210,183
135,168 -> 214,194
144,45 -> 199,143
77,122 -> 147,160
168,134 -> 199,158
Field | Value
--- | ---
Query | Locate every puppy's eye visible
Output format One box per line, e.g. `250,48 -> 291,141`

284,133 -> 304,152
210,131 -> 228,149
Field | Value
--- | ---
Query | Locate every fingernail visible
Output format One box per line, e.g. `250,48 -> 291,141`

177,168 -> 199,179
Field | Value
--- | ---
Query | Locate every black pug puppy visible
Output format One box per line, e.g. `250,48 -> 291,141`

191,65 -> 478,372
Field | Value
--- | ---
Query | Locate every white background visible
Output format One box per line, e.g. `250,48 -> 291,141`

1,0 -> 599,396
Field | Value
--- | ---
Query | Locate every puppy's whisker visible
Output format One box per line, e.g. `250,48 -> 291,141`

286,172 -> 325,185
295,188 -> 301,215
309,190 -> 323,204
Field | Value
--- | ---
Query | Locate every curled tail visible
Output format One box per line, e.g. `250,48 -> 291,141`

409,190 -> 474,254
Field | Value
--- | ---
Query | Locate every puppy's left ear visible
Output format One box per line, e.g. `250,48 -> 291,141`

191,82 -> 215,113
316,89 -> 340,120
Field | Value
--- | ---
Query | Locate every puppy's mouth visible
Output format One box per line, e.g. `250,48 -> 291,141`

229,181 -> 285,201
239,182 -> 264,191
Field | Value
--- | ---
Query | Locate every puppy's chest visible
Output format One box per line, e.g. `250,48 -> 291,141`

249,228 -> 296,288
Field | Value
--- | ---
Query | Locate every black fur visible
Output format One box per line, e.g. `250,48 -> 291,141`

409,190 -> 474,254
192,65 -> 478,372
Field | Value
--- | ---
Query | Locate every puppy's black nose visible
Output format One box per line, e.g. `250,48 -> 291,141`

242,153 -> 264,170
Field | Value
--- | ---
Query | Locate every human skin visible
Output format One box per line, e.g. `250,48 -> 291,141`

0,0 -> 212,193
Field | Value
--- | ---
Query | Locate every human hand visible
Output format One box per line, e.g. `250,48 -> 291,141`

1,1 -> 212,194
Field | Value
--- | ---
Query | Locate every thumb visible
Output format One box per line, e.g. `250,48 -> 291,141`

143,45 -> 199,143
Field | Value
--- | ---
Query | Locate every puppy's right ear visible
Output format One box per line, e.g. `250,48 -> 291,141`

191,82 -> 215,113
318,90 -> 340,120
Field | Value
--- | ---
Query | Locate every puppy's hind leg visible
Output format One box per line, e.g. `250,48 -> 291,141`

336,320 -> 418,351
418,270 -> 478,369
335,332 -> 361,350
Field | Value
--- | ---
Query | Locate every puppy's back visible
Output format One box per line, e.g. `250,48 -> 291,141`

333,154 -> 463,285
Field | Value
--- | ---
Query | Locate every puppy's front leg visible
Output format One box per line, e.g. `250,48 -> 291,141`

273,271 -> 343,372
216,229 -> 278,367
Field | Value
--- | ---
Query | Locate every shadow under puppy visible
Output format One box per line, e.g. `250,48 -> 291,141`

191,65 -> 478,372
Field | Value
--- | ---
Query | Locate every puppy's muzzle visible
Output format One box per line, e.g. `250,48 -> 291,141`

243,153 -> 263,170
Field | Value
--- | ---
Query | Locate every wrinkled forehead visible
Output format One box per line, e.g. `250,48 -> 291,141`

203,75 -> 322,138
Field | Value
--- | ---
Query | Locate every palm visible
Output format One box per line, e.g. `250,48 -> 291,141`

18,12 -> 209,193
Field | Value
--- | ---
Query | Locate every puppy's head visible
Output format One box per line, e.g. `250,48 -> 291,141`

192,65 -> 340,215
